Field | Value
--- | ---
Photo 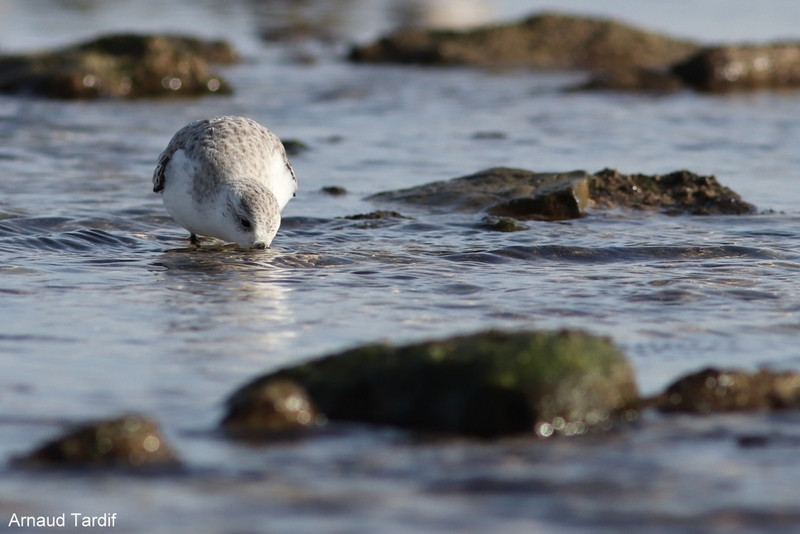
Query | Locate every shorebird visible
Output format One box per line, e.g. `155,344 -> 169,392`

153,115 -> 297,248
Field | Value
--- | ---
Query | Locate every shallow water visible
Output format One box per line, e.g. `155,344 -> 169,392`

2,1 -> 800,532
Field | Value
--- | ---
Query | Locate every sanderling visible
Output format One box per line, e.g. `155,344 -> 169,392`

153,116 -> 297,248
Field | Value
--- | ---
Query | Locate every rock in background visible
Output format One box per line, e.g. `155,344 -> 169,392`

350,12 -> 699,72
672,44 -> 800,92
0,33 -> 237,99
351,11 -> 800,93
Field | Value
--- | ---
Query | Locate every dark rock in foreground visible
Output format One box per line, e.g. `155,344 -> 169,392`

223,330 -> 639,438
672,44 -> 800,92
649,368 -> 800,413
0,33 -> 237,99
350,12 -> 699,72
369,167 -> 754,221
15,415 -> 180,468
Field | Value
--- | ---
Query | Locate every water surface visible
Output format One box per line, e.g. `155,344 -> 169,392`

2,1 -> 800,532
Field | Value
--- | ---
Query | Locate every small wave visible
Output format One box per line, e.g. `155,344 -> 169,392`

478,245 -> 784,264
0,228 -> 141,252
0,217 -> 72,237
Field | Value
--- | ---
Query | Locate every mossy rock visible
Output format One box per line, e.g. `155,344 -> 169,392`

0,33 -> 236,100
649,367 -> 800,413
478,216 -> 529,232
14,414 -> 180,469
222,379 -> 323,436
224,330 -> 639,438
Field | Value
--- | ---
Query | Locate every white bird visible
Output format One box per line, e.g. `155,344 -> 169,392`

152,116 -> 297,248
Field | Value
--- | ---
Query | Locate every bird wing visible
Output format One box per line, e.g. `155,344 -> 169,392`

152,151 -> 170,193
277,143 -> 298,196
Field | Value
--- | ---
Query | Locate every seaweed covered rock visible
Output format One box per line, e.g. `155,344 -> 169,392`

15,414 -> 180,468
0,33 -> 237,99
369,168 -> 590,221
589,169 -> 755,215
369,167 -> 754,221
223,330 -> 639,438
650,368 -> 800,413
478,216 -> 529,232
343,210 -> 408,220
672,44 -> 800,92
350,12 -> 699,72
222,379 -> 323,435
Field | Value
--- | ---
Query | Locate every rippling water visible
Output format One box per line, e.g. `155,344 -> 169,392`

3,1 -> 800,532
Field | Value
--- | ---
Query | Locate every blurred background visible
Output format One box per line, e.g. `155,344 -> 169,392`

1,0 -> 800,55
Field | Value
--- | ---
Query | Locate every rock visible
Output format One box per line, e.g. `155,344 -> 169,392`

223,330 -> 639,438
14,414 -> 180,468
649,368 -> 800,413
222,379 -> 323,436
0,33 -> 236,99
343,210 -> 408,220
350,12 -> 699,72
672,44 -> 800,92
589,169 -> 756,215
281,139 -> 310,156
578,67 -> 687,93
369,167 -> 754,220
471,131 -> 507,140
478,216 -> 528,232
321,186 -> 348,196
369,168 -> 590,221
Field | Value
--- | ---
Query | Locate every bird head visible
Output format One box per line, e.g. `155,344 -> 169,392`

222,181 -> 281,248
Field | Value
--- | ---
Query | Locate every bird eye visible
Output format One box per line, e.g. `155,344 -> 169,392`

240,218 -> 252,229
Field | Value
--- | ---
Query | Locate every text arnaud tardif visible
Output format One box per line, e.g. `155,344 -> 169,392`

8,513 -> 118,528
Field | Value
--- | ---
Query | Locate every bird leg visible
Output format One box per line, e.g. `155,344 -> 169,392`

190,233 -> 200,246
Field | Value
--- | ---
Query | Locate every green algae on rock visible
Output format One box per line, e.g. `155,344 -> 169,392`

14,414 -> 180,469
350,12 -> 699,72
649,368 -> 800,414
223,330 -> 639,438
478,216 -> 529,232
0,33 -> 237,99
343,210 -> 409,220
